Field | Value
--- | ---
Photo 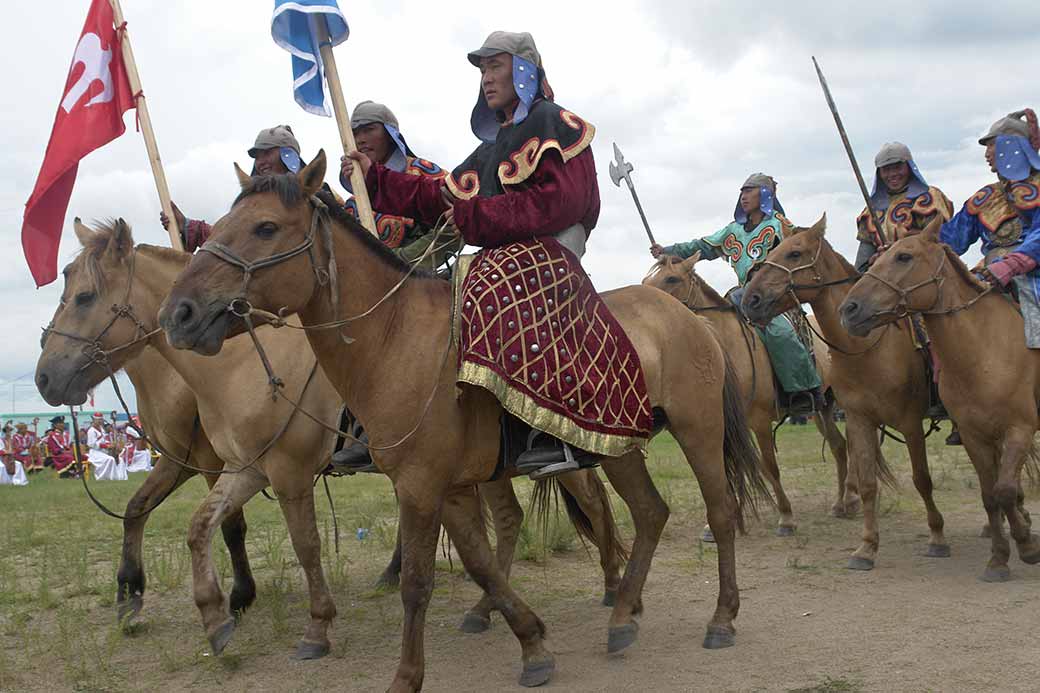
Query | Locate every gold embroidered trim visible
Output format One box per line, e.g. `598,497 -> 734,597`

446,170 -> 480,200
497,110 -> 596,187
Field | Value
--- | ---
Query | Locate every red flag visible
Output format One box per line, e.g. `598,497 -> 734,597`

21,0 -> 135,287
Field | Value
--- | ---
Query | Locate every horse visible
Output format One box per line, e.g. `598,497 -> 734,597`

741,215 -> 950,571
838,220 -> 1040,581
34,219 -> 630,657
159,151 -> 768,692
643,253 -> 857,529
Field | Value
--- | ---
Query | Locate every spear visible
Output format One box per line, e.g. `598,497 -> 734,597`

812,56 -> 887,246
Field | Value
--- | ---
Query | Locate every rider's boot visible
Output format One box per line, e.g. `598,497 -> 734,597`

330,421 -> 378,474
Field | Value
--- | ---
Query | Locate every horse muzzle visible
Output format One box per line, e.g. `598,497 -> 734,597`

838,297 -> 878,338
35,358 -> 92,407
160,295 -> 231,356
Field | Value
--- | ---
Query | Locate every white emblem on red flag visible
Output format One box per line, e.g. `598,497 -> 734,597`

61,33 -> 115,114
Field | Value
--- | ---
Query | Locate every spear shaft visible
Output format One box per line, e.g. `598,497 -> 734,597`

812,56 -> 887,246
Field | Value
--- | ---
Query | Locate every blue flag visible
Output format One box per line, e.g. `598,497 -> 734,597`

271,0 -> 349,116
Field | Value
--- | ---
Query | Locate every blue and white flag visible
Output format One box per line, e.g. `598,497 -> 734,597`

271,0 -> 349,116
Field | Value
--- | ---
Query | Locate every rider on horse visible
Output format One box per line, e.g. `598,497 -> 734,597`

854,142 -> 953,272
941,109 -> 1040,346
342,30 -> 653,478
651,174 -> 824,415
338,101 -> 463,272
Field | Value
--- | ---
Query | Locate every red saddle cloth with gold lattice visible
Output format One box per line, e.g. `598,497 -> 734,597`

453,238 -> 653,457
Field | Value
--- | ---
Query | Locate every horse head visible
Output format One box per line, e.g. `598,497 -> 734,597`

160,150 -> 330,355
35,218 -> 144,406
742,214 -> 829,325
642,252 -> 707,305
839,216 -> 961,337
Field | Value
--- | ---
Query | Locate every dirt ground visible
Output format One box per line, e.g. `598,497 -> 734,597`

2,426 -> 1038,692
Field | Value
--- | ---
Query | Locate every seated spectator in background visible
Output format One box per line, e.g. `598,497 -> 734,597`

87,413 -> 126,481
11,421 -> 41,473
121,428 -> 153,473
1,426 -> 28,486
44,416 -> 76,475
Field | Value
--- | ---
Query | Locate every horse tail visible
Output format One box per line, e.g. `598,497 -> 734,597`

721,354 -> 774,533
1023,439 -> 1040,489
531,475 -> 629,565
874,445 -> 898,490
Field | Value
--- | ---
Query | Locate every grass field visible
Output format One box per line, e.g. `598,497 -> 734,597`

0,422 -> 1024,692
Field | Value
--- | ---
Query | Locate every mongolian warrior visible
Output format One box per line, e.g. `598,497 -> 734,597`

941,109 -> 1040,345
341,30 -> 653,477
161,125 -> 309,250
339,100 -> 463,272
854,142 -> 954,272
652,174 -> 824,414
44,415 -> 76,474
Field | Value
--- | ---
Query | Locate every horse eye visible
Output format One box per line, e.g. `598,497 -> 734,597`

786,250 -> 802,260
255,222 -> 278,238
896,252 -> 913,263
75,291 -> 96,307
664,276 -> 681,284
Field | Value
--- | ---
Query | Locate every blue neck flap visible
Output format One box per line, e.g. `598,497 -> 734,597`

470,55 -> 542,143
869,159 -> 927,209
734,186 -> 784,224
995,135 -> 1040,182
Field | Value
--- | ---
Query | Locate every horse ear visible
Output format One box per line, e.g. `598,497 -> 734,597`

921,214 -> 942,243
810,213 -> 827,237
73,217 -> 93,246
107,218 -> 134,258
298,149 -> 327,197
682,251 -> 702,269
234,162 -> 252,190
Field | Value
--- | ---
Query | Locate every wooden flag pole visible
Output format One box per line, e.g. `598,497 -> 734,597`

315,18 -> 377,235
108,0 -> 183,251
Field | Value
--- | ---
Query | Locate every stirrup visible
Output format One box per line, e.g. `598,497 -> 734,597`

516,431 -> 580,480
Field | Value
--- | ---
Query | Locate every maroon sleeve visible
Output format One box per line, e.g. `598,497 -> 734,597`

366,162 -> 449,227
184,219 -> 213,253
452,148 -> 600,248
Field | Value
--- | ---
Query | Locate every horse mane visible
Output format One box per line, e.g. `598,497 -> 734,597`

74,218 -> 132,293
137,244 -> 190,265
689,269 -> 729,306
234,173 -> 432,280
939,242 -> 989,292
821,235 -> 858,276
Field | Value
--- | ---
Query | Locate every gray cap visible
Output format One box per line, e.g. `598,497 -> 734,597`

741,173 -> 777,194
467,31 -> 542,68
350,100 -> 399,131
875,142 -> 912,168
979,110 -> 1032,145
248,125 -> 301,158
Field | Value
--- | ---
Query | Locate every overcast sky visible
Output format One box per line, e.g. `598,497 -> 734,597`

1,0 -> 1036,413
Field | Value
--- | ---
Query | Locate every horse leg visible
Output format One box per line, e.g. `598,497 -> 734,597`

994,427 -> 1040,564
960,433 -> 1012,581
815,404 -> 859,517
439,485 -> 555,688
117,457 -> 193,625
376,480 -> 404,589
187,472 -> 268,655
846,414 -> 882,570
904,427 -> 949,557
460,477 -> 522,633
269,468 -> 337,660
598,452 -> 669,654
557,469 -> 625,606
753,422 -> 795,536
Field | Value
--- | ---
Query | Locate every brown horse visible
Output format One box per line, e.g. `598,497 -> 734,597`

34,220 -> 629,657
741,215 -> 950,571
159,152 -> 767,692
643,254 -> 857,527
839,222 -> 1040,581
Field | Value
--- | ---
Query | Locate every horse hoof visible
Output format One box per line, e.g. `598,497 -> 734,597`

980,524 -> 994,539
701,527 -> 716,543
459,611 -> 491,634
208,618 -> 236,655
776,525 -> 796,537
979,566 -> 1011,583
292,639 -> 330,660
607,622 -> 639,654
926,543 -> 951,558
373,571 -> 400,590
1017,539 -> 1040,565
847,556 -> 875,571
702,625 -> 735,650
518,655 -> 555,688
117,594 -> 143,628
229,587 -> 256,619
601,590 -> 617,607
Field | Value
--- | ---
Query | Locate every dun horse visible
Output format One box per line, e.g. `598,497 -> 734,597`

643,253 -> 857,529
839,221 -> 1040,581
741,215 -> 950,571
160,152 -> 768,692
34,220 -> 628,659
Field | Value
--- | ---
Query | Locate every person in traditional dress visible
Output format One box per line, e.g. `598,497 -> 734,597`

339,101 -> 463,272
854,142 -> 954,271
0,446 -> 28,486
11,421 -> 41,473
120,427 -> 153,473
44,415 -> 76,475
652,174 -> 824,414
87,412 -> 127,481
161,126 -> 308,251
341,31 -> 652,478
941,109 -> 1040,346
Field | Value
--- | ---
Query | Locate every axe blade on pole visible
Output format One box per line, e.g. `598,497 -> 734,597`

609,142 -> 656,246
